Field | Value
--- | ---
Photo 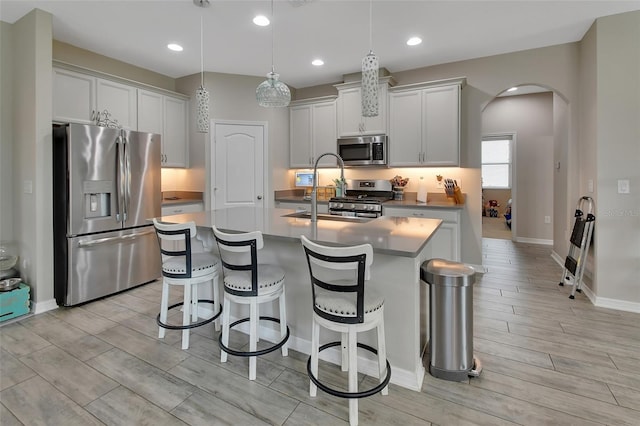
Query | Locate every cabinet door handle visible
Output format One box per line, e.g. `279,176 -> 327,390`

257,195 -> 263,200
412,212 -> 425,217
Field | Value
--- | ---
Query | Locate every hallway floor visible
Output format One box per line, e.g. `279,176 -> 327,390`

1,238 -> 639,425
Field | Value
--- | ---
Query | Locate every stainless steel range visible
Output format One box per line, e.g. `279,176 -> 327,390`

328,179 -> 393,218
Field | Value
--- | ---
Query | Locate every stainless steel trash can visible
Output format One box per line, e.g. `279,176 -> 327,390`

420,258 -> 482,381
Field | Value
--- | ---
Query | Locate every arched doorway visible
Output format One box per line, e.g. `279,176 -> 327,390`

481,84 -> 571,257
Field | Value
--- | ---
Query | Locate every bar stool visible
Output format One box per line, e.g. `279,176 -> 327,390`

300,235 -> 391,426
212,226 -> 289,380
153,219 -> 222,350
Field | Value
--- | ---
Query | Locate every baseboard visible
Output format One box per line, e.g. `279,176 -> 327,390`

221,313 -> 425,392
515,237 -> 553,245
550,250 -> 564,267
593,297 -> 640,314
549,253 -> 639,313
33,298 -> 58,314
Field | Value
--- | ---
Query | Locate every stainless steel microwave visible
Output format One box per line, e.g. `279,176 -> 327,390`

337,135 -> 388,167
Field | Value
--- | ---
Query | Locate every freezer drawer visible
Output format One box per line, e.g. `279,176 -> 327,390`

59,226 -> 161,306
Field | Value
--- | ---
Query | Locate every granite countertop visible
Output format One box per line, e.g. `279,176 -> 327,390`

162,191 -> 204,206
157,207 -> 442,258
274,190 -> 465,209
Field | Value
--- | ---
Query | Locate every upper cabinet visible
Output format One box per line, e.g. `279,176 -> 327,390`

334,77 -> 394,137
53,64 -> 189,168
138,90 -> 189,168
53,68 -> 137,129
289,96 -> 337,168
389,80 -> 463,167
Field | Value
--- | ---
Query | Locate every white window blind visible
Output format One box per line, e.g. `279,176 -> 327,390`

482,138 -> 512,188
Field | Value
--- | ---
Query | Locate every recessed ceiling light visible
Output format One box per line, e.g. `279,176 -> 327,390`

507,87 -> 518,92
253,15 -> 270,26
312,59 -> 324,66
406,37 -> 422,46
167,43 -> 183,52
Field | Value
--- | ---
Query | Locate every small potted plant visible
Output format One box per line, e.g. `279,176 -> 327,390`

390,175 -> 409,200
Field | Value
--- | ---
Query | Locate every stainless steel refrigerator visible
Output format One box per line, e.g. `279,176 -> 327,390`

53,123 -> 162,306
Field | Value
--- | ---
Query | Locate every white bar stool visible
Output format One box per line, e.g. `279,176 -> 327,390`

300,235 -> 391,426
153,219 -> 222,350
212,226 -> 289,381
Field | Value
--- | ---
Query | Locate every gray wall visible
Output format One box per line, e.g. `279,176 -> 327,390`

2,9 -> 54,307
1,21 -> 14,243
174,72 -> 290,209
482,92 -> 554,242
592,12 -> 640,304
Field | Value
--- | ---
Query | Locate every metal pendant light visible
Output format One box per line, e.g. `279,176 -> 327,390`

195,9 -> 210,133
361,0 -> 379,117
256,0 -> 291,107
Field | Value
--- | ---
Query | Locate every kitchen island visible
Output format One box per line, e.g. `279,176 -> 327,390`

157,207 -> 442,391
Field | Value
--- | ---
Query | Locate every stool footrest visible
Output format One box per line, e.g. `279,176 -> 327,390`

157,299 -> 222,330
307,341 -> 391,399
219,316 -> 290,357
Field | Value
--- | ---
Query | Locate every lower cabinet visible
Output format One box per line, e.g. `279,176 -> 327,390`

275,201 -> 328,214
161,202 -> 204,217
383,207 -> 461,261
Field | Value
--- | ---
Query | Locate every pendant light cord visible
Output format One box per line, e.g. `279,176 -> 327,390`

200,15 -> 204,86
271,0 -> 275,74
369,0 -> 373,53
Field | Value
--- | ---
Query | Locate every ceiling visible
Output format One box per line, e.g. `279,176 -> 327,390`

2,1 -> 639,89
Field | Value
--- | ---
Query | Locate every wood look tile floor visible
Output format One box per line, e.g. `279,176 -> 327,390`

2,238 -> 640,425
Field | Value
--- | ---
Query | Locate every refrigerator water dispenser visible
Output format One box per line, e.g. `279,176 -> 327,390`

83,180 -> 111,218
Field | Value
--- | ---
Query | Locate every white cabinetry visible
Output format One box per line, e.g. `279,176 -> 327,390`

138,90 -> 189,168
96,79 -> 138,130
334,77 -> 393,137
289,97 -> 337,168
384,207 -> 461,261
163,96 -> 189,168
389,80 -> 462,166
275,201 -> 328,214
53,65 -> 190,168
53,68 -> 137,129
161,201 -> 204,216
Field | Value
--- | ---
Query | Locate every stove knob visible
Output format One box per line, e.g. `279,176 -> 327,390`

338,203 -> 344,208
350,204 -> 356,209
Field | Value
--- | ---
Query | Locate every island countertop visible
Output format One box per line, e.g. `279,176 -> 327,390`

157,206 -> 442,258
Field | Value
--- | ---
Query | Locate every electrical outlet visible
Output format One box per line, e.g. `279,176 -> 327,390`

587,179 -> 594,193
618,179 -> 630,194
544,216 -> 551,224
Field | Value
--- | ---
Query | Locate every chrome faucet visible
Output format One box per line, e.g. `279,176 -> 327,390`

311,153 -> 345,223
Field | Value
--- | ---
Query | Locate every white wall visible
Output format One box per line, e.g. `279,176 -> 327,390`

482,92 -> 554,242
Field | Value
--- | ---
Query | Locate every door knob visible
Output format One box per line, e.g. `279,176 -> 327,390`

257,195 -> 263,200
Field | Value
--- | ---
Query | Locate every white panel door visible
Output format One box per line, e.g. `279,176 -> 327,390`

213,123 -> 265,210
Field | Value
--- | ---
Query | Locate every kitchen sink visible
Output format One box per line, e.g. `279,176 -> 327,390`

281,211 -> 373,223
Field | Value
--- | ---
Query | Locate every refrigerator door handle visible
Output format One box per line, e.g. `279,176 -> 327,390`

123,133 -> 131,222
115,134 -> 125,223
77,229 -> 155,248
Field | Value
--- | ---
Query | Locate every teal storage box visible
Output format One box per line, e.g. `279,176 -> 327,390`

0,283 -> 30,322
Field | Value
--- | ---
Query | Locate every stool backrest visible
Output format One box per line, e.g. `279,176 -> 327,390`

152,219 -> 197,279
212,226 -> 263,297
300,235 -> 373,324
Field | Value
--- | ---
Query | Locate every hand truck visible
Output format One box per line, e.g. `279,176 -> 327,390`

558,196 -> 595,299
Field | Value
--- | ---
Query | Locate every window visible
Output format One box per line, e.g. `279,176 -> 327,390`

482,137 -> 512,188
